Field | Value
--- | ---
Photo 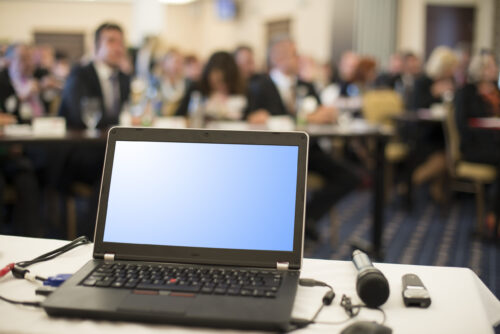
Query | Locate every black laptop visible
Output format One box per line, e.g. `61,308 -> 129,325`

43,127 -> 309,331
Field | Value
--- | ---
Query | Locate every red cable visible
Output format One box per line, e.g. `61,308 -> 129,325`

0,263 -> 15,278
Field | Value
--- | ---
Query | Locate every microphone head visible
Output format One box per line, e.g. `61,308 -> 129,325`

356,269 -> 390,308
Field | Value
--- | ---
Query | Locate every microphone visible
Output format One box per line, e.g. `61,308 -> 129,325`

352,249 -> 390,308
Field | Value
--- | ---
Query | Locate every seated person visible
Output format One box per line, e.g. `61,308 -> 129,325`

375,52 -> 403,90
0,44 -> 45,122
455,51 -> 500,237
0,44 -> 43,237
59,22 -> 130,130
151,49 -> 188,116
233,45 -> 262,87
247,37 -> 359,240
177,51 -> 247,122
409,46 -> 458,201
57,22 -> 130,238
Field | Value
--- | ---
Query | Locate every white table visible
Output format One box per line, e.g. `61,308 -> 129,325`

0,235 -> 499,334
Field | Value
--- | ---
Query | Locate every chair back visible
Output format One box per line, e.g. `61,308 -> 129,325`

362,89 -> 404,129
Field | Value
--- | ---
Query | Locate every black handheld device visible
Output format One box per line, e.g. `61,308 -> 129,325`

402,273 -> 431,308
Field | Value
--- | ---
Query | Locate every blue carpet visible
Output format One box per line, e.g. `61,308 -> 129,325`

308,188 -> 500,299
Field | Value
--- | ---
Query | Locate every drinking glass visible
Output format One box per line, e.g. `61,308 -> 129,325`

81,97 -> 102,135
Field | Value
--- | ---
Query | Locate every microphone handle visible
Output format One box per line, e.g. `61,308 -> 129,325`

352,249 -> 374,272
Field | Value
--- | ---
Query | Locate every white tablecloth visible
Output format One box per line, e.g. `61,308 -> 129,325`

0,235 -> 499,334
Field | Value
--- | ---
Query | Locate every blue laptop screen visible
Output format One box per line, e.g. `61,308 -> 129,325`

102,141 -> 299,252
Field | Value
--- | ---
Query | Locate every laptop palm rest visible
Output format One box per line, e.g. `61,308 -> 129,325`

118,294 -> 193,315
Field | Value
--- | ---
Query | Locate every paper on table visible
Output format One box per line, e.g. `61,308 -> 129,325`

153,117 -> 187,129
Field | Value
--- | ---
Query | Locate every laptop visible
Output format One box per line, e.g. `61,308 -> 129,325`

43,127 -> 309,331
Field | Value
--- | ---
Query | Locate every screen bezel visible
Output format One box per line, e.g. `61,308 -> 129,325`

93,127 -> 308,269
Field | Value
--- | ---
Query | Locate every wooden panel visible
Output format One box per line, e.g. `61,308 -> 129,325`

34,31 -> 85,63
425,5 -> 475,59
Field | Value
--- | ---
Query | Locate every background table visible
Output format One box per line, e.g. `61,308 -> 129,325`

1,235 -> 499,334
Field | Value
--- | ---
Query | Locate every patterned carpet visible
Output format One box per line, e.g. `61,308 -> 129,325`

307,187 -> 500,300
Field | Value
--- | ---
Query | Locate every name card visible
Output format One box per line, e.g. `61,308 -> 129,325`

32,117 -> 66,137
153,117 -> 187,129
3,124 -> 32,136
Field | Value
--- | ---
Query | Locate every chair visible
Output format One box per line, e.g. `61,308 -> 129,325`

65,182 -> 93,240
362,90 -> 409,198
442,104 -> 496,235
306,172 -> 340,248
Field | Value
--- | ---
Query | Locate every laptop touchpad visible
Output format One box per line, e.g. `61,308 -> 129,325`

118,293 -> 194,315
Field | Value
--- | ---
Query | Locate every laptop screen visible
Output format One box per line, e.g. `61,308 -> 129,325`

102,141 -> 299,252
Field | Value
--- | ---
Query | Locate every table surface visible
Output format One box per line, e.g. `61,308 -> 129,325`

0,235 -> 499,334
0,119 -> 391,143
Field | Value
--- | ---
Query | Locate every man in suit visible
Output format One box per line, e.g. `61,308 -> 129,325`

247,38 -> 359,240
59,22 -> 130,129
57,23 -> 130,238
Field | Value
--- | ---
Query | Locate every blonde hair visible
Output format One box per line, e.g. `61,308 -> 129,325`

467,52 -> 497,83
425,46 -> 458,79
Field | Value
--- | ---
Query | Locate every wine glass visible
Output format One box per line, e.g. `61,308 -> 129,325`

81,97 -> 102,135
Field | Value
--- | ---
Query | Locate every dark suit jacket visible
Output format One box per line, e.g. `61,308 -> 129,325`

454,83 -> 500,165
246,74 -> 320,118
410,74 -> 442,110
0,69 -> 20,120
58,62 -> 130,129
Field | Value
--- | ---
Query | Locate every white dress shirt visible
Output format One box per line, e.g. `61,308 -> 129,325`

270,68 -> 297,113
93,61 -> 119,114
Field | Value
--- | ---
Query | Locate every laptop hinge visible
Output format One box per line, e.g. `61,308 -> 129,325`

104,253 -> 115,262
277,262 -> 289,271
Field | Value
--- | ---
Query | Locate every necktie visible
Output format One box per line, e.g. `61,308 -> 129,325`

109,72 -> 121,116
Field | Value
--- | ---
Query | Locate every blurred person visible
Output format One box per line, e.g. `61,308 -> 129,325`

336,51 -> 360,97
58,22 -> 130,238
411,46 -> 458,110
233,45 -> 261,84
184,54 -> 202,84
375,52 -> 403,89
247,38 -> 360,240
153,49 -> 187,116
410,46 -> 458,202
0,44 -> 42,236
176,51 -> 247,121
298,55 -> 318,83
453,42 -> 472,88
455,51 -> 500,237
0,44 -> 45,122
33,45 -> 55,79
134,35 -> 159,80
352,57 -> 377,94
400,51 -> 422,108
59,22 -> 130,129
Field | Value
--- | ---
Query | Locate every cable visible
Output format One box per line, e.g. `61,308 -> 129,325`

0,295 -> 41,308
0,236 -> 91,307
315,295 -> 387,326
288,278 -> 336,332
1,236 -> 90,281
289,293 -> 387,332
16,236 -> 90,268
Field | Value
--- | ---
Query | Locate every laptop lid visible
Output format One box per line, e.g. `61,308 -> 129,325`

93,127 -> 309,270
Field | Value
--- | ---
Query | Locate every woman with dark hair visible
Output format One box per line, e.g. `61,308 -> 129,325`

176,51 -> 247,121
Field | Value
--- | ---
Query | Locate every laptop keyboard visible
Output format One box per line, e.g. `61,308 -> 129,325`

80,263 -> 284,298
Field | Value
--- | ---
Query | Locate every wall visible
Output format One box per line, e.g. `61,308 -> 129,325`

0,0 -> 495,67
398,0 -> 495,57
0,0 -> 133,55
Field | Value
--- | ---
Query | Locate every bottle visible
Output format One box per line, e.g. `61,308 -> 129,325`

188,91 -> 204,128
295,86 -> 308,127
